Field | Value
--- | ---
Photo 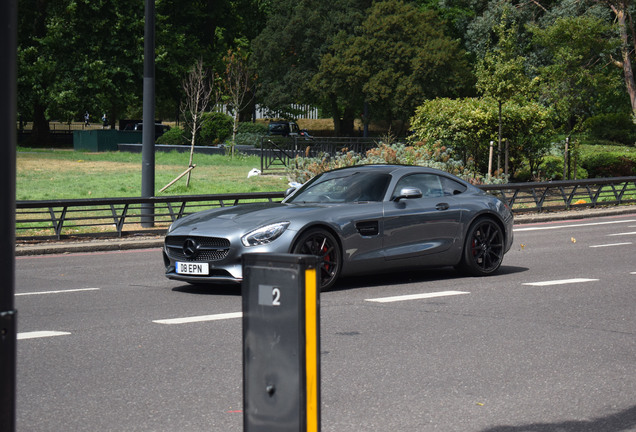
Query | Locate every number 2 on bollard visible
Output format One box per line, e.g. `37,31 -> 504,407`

258,284 -> 281,306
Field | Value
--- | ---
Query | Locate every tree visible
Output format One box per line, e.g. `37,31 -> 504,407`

409,97 -> 552,177
181,59 -> 215,187
223,47 -> 256,157
602,0 -> 636,116
313,0 -> 471,134
17,0 -> 143,143
251,0 -> 371,134
475,6 -> 530,173
529,15 -> 622,133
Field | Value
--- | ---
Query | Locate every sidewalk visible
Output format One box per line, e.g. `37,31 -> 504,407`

15,204 -> 636,257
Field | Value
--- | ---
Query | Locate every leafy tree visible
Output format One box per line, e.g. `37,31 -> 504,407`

18,0 -> 143,143
475,6 -> 530,173
409,97 -> 553,177
313,0 -> 471,135
251,0 -> 371,134
529,15 -> 622,133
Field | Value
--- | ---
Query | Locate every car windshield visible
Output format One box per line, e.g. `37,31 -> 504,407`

286,171 -> 391,203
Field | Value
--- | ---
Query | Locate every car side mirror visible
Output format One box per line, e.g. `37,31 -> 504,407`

284,187 -> 297,198
393,187 -> 422,201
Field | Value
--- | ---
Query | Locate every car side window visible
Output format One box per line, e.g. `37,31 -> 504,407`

439,176 -> 467,196
391,174 -> 444,199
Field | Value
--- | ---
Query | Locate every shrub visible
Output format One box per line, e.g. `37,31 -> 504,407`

286,141 -> 508,185
537,155 -> 588,180
156,127 -> 188,145
237,122 -> 268,135
582,152 -> 636,177
199,112 -> 233,145
232,132 -> 265,147
584,113 -> 636,146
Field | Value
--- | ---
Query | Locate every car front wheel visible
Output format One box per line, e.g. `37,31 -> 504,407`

292,228 -> 341,291
459,217 -> 505,276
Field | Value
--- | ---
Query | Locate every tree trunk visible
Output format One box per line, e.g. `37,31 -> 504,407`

31,103 -> 50,147
611,2 -> 636,116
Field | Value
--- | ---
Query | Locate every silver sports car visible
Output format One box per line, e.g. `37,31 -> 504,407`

163,164 -> 514,290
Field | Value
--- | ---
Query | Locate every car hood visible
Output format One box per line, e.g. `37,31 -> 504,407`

169,202 -> 330,233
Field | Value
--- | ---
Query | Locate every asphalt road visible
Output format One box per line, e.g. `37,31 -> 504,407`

15,212 -> 636,431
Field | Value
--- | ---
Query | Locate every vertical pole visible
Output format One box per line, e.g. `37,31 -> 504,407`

488,141 -> 494,177
563,137 -> 569,181
141,0 -> 155,227
0,0 -> 18,430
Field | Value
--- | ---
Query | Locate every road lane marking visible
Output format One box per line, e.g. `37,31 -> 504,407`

17,331 -> 71,340
515,220 -> 636,232
153,312 -> 242,325
523,278 -> 598,287
589,242 -> 633,248
365,291 -> 469,303
607,232 -> 636,236
16,288 -> 100,296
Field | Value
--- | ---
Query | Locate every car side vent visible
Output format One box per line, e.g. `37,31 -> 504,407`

356,221 -> 379,237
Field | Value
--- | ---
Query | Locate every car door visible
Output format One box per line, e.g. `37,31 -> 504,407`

382,173 -> 463,261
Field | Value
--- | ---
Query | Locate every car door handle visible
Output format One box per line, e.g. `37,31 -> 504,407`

435,203 -> 450,211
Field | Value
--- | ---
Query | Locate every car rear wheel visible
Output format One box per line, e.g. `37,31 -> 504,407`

292,228 -> 341,291
459,217 -> 504,276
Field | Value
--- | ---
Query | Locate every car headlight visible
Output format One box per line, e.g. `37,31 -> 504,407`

241,222 -> 290,247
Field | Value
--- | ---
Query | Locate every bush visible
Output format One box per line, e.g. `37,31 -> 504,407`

582,152 -> 636,177
156,127 -> 188,145
537,155 -> 588,180
232,132 -> 265,147
199,112 -> 233,145
237,122 -> 268,135
584,113 -> 636,146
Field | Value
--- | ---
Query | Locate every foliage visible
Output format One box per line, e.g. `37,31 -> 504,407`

223,47 -> 257,156
581,152 -> 636,178
285,141 -> 506,185
529,14 -> 622,132
251,0 -> 371,135
313,0 -> 471,129
409,97 -> 554,176
237,122 -> 268,135
533,155 -> 589,181
584,113 -> 636,145
156,126 -> 188,145
199,112 -> 234,145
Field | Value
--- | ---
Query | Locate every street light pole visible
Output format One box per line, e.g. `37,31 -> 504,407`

0,0 -> 18,430
141,0 -> 156,227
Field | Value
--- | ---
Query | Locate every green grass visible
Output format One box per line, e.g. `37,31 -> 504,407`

17,147 -> 290,201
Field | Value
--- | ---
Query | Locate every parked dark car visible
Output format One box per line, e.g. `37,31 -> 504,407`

268,120 -> 312,138
163,165 -> 514,290
132,123 -> 171,137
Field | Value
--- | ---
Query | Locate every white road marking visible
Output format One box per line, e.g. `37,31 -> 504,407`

589,242 -> 633,248
17,331 -> 71,340
523,278 -> 598,287
607,232 -> 636,236
16,288 -> 100,296
153,312 -> 242,325
515,220 -> 636,232
365,290 -> 469,303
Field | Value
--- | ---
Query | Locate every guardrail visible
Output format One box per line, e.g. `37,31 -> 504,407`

15,177 -> 636,240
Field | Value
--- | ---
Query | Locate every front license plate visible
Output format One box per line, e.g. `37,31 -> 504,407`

176,262 -> 209,275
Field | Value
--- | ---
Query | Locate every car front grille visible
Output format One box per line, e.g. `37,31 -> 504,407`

165,236 -> 231,262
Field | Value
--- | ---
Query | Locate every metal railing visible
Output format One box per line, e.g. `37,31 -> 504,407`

481,176 -> 636,213
16,192 -> 284,240
15,177 -> 636,240
260,137 -> 379,172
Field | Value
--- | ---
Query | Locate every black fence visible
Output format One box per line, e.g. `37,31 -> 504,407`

260,136 -> 379,173
15,177 -> 636,240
